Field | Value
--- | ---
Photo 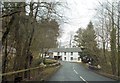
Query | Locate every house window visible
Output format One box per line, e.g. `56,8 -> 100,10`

78,57 -> 80,61
57,52 -> 59,55
64,52 -> 66,55
64,57 -> 66,60
71,57 -> 73,60
71,52 -> 73,55
78,52 -> 81,55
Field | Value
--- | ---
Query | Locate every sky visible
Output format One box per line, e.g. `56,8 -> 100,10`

57,0 -> 104,47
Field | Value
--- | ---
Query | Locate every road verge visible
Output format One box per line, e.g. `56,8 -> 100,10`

79,62 -> 119,81
31,62 -> 61,81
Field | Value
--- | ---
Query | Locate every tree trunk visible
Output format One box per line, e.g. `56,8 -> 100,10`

110,30 -> 117,75
2,37 -> 8,82
24,27 -> 34,79
13,15 -> 24,81
103,41 -> 107,64
117,1 -> 120,78
110,23 -> 117,75
2,16 -> 15,45
110,3 -> 117,75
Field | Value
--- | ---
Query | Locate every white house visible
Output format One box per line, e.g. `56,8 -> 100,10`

48,47 -> 82,62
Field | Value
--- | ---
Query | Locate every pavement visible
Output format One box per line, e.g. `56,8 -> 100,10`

48,61 -> 119,83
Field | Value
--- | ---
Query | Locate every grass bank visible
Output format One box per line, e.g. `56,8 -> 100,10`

29,59 -> 61,81
79,62 -> 119,81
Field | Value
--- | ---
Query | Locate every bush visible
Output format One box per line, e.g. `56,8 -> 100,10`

45,59 -> 57,65
32,58 -> 42,67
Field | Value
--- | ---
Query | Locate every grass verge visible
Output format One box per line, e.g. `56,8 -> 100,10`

30,64 -> 61,81
79,62 -> 119,80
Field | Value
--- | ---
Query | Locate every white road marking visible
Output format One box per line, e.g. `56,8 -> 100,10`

73,65 -> 74,67
80,76 -> 88,83
74,70 -> 78,74
73,65 -> 74,70
72,64 -> 88,83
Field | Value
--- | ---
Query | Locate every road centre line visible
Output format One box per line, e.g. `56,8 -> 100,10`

74,70 -> 78,74
73,66 -> 74,70
73,66 -> 78,74
72,65 -> 88,83
80,76 -> 88,83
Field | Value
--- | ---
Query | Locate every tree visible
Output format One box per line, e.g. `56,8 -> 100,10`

74,28 -> 84,47
31,18 -> 60,64
93,0 -> 119,75
117,1 -> 120,77
1,1 -> 64,81
74,21 -> 99,65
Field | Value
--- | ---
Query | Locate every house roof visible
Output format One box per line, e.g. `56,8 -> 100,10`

49,47 -> 82,52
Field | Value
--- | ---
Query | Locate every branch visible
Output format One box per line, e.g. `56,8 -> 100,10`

1,10 -> 22,18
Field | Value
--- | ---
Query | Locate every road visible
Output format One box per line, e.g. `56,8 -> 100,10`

48,61 -> 118,83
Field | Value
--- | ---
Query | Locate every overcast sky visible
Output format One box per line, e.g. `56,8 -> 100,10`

57,0 -> 104,47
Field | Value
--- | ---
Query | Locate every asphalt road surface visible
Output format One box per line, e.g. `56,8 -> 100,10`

48,61 -> 118,83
